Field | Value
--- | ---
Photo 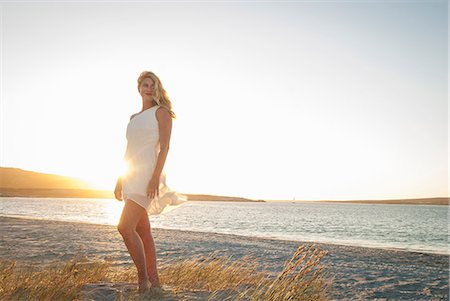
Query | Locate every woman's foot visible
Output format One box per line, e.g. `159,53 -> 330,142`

149,286 -> 165,296
138,279 -> 151,293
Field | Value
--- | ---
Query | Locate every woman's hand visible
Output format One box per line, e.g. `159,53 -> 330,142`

114,178 -> 123,201
114,186 -> 123,201
147,175 -> 160,200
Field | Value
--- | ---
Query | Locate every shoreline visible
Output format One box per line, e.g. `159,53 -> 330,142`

1,214 -> 448,256
1,193 -> 448,206
0,215 -> 448,300
2,213 -> 448,256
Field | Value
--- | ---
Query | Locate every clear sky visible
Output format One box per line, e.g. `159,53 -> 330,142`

1,0 -> 448,200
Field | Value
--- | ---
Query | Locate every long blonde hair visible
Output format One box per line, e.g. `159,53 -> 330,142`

137,71 -> 176,119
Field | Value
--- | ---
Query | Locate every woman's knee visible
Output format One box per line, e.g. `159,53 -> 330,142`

135,224 -> 148,236
117,222 -> 135,237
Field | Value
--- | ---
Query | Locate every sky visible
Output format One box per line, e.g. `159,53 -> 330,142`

0,0 -> 448,201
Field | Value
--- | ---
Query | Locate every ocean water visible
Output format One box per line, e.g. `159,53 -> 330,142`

0,197 -> 448,255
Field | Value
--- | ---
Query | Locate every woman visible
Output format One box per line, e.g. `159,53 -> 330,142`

113,71 -> 186,293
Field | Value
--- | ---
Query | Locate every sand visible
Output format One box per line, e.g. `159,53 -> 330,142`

0,216 -> 448,300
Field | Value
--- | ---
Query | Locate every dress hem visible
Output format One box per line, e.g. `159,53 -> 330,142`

124,197 -> 148,211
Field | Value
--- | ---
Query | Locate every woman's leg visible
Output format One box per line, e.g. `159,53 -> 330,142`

136,213 -> 161,288
117,199 -> 150,291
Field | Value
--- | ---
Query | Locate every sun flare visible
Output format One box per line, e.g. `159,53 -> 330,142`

81,160 -> 130,191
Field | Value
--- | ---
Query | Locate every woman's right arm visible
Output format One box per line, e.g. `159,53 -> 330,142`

115,115 -> 133,201
114,175 -> 123,201
115,176 -> 122,187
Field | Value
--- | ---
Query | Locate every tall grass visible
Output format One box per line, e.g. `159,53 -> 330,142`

0,244 -> 331,300
232,244 -> 331,301
0,254 -> 110,300
162,244 -> 331,301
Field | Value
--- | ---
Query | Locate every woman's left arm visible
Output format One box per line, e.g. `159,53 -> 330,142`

147,107 -> 172,199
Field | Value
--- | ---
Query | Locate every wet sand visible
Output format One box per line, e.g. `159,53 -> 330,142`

0,216 -> 448,300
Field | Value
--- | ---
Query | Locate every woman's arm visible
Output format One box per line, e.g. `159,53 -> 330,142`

147,107 -> 172,199
115,113 -> 137,201
153,107 -> 172,179
114,176 -> 123,201
115,176 -> 122,187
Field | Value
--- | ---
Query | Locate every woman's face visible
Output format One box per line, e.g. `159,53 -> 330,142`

139,77 -> 155,99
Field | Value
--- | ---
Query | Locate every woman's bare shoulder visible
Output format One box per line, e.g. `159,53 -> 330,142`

155,106 -> 171,120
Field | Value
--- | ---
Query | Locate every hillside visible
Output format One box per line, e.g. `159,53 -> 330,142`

0,167 -> 446,205
0,167 -> 95,190
0,167 -> 257,201
307,198 -> 449,206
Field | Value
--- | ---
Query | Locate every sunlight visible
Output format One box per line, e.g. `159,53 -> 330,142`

2,2 -> 445,201
81,160 -> 129,191
120,160 -> 130,178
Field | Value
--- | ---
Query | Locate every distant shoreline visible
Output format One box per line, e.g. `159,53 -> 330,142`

0,188 -> 264,203
1,167 -> 447,205
266,198 -> 449,206
0,188 -> 447,205
304,198 -> 449,206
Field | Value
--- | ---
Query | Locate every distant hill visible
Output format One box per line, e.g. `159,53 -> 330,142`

309,198 -> 449,206
0,187 -> 113,198
181,194 -> 262,202
0,167 -> 95,190
1,167 -> 447,205
0,167 -> 107,198
0,167 -> 259,202
269,197 -> 449,206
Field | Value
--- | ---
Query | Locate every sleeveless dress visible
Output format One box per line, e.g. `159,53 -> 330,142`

121,105 -> 187,215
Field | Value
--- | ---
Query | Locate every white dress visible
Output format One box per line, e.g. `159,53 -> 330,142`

121,105 -> 187,215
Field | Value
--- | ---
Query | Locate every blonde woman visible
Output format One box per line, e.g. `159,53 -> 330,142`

114,71 -> 186,293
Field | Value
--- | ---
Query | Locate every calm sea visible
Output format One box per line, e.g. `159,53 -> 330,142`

0,197 -> 448,255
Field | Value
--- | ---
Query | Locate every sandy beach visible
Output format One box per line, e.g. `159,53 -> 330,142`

0,216 -> 448,300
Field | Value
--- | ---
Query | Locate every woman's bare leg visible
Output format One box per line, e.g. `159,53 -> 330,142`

136,213 -> 161,288
118,199 -> 150,292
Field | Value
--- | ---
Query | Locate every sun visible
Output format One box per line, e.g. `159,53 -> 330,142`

82,160 -> 130,191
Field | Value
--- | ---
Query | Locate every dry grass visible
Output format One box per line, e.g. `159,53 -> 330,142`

0,254 -> 110,300
0,244 -> 331,300
231,244 -> 332,301
160,250 -> 268,292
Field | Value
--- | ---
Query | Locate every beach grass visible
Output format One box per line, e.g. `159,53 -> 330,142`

0,244 -> 331,301
0,254 -> 110,300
